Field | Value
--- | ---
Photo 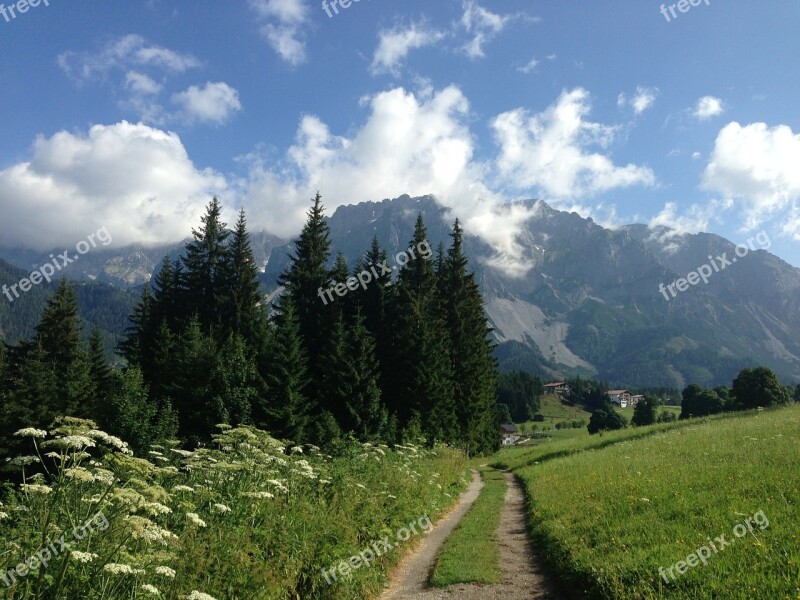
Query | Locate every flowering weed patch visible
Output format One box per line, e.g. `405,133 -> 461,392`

0,418 -> 468,599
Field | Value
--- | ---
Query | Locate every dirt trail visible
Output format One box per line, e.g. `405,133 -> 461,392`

380,470 -> 563,600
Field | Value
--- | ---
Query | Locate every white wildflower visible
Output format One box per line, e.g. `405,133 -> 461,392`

104,563 -> 145,575
71,551 -> 98,563
13,428 -> 47,439
290,446 -> 303,454
155,566 -> 176,578
172,485 -> 195,493
141,584 -> 161,596
187,592 -> 218,600
87,430 -> 132,454
241,491 -> 274,499
8,456 -> 41,466
170,449 -> 195,458
143,502 -> 172,516
65,467 -> 95,483
186,512 -> 207,527
21,484 -> 52,495
212,503 -> 231,514
43,436 -> 95,450
0,512 -> 9,520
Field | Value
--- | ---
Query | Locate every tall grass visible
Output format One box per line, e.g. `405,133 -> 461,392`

514,406 -> 800,599
0,418 -> 468,599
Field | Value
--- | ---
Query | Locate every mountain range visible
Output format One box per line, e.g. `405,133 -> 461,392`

2,195 -> 799,388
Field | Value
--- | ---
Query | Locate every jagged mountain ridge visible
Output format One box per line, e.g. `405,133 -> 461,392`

263,195 -> 800,388
2,195 -> 799,387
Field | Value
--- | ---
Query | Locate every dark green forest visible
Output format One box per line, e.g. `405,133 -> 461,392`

0,194 -> 500,459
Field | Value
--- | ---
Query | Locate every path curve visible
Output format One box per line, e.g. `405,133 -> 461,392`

379,470 -> 563,600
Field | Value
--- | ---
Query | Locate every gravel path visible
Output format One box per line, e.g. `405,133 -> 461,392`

379,470 -> 563,600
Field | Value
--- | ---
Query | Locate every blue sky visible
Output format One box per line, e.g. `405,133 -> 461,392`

1,0 -> 798,274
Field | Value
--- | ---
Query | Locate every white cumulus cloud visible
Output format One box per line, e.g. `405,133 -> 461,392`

491,88 -> 656,200
371,23 -> 446,76
242,85 -> 539,276
618,86 -> 659,115
0,122 -> 228,251
248,0 -> 310,66
172,82 -> 242,124
58,35 -> 201,82
459,0 -> 535,59
702,121 -> 800,235
693,96 -> 725,120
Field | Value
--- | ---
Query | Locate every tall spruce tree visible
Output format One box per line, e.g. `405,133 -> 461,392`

386,215 -> 455,444
118,284 -> 153,369
441,220 -> 498,455
88,326 -> 114,415
278,193 -> 332,406
258,297 -> 311,442
182,198 -> 231,337
1,281 -> 92,447
227,209 -> 263,344
165,316 -> 220,443
353,237 -> 393,395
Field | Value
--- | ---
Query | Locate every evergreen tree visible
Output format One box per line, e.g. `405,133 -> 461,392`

440,219 -> 497,454
118,285 -> 153,368
631,397 -> 657,426
318,312 -> 351,426
166,317 -> 221,443
795,383 -> 800,403
148,320 -> 178,404
210,334 -> 259,427
227,209 -> 263,344
1,281 -> 92,450
100,366 -> 178,455
35,279 -> 84,370
329,252 -> 352,320
258,297 -> 311,442
88,326 -> 114,414
182,198 -> 231,337
345,311 -> 387,440
386,215 -> 456,446
496,371 -> 543,422
278,193 -> 332,405
353,237 -> 393,400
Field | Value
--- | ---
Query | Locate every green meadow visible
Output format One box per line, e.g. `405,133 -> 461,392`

510,406 -> 800,598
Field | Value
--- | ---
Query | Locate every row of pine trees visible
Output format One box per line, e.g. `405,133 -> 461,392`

0,194 -> 500,458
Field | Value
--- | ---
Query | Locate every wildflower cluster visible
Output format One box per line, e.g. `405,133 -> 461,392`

1,420 -> 468,599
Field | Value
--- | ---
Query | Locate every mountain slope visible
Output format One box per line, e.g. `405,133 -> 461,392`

262,196 -> 800,387
3,195 -> 799,387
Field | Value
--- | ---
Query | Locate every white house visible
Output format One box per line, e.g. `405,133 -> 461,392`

500,423 -> 518,445
608,390 -> 632,408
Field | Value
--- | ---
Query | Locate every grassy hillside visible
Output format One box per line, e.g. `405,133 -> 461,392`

512,406 -> 800,598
